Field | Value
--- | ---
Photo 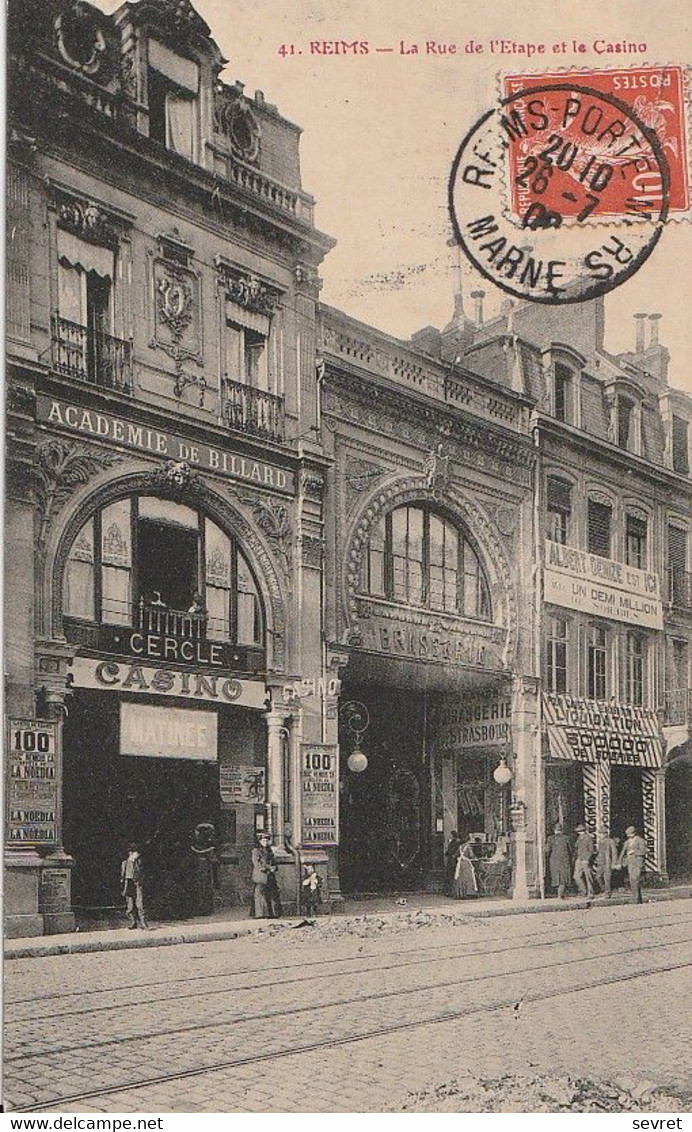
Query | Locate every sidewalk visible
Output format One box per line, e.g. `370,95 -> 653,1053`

6,883 -> 692,960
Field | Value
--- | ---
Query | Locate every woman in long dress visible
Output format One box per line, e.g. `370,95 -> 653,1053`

453,838 -> 479,899
545,823 -> 572,899
250,833 -> 282,918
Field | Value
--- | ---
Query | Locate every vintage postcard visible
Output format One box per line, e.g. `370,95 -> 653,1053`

4,0 -> 692,1118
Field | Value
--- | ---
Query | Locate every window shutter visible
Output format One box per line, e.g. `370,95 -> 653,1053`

588,500 -> 611,557
547,476 -> 572,513
668,526 -> 687,571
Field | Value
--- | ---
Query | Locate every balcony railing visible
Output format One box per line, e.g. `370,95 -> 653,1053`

660,688 -> 692,728
137,600 -> 207,640
221,378 -> 285,443
669,568 -> 692,610
51,316 -> 133,393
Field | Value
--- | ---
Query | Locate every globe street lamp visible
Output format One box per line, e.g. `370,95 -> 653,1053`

340,701 -> 370,774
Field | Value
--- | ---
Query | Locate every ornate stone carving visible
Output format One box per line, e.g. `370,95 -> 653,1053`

143,460 -> 203,500
215,92 -> 261,163
301,534 -> 324,568
239,495 -> 292,578
156,266 -> 194,342
34,439 -> 123,552
54,193 -> 119,248
300,468 -> 324,500
55,4 -> 106,76
487,503 -> 517,538
341,475 -> 518,672
216,261 -> 282,316
424,442 -> 451,498
7,383 -> 35,417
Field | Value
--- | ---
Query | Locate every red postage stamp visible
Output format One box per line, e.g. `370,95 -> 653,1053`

502,66 -> 690,220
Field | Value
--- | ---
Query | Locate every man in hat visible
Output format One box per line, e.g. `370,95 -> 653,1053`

594,826 -> 620,899
573,824 -> 595,898
121,844 -> 148,929
617,826 -> 647,904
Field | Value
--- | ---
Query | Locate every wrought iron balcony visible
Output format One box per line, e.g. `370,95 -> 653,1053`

668,568 -> 692,611
660,688 -> 692,728
137,600 -> 207,640
221,378 -> 285,443
51,316 -> 132,393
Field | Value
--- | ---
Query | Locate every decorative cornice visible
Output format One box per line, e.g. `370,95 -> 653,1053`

216,259 -> 283,316
52,189 -> 123,248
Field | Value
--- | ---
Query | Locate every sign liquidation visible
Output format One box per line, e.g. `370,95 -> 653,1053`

543,693 -> 663,768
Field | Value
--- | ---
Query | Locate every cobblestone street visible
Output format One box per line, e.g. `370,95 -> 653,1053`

4,899 -> 692,1113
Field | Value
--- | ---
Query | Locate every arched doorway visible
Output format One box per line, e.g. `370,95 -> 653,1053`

666,746 -> 692,879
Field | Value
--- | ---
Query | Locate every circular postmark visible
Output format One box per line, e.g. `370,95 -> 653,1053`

449,82 -> 670,304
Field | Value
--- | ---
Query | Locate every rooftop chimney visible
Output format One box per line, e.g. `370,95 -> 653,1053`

471,290 -> 485,327
634,312 -> 647,353
649,313 -> 662,347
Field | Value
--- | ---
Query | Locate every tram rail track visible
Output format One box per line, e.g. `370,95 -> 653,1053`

7,931 -> 692,1063
7,906 -> 692,1015
19,955 -> 692,1113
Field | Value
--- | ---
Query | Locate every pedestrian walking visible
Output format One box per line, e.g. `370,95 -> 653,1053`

594,828 -> 620,898
573,824 -> 595,897
444,830 -> 462,895
617,825 -> 647,904
251,833 -> 282,918
545,823 -> 571,899
190,822 -> 218,916
301,864 -> 322,917
452,836 -> 479,899
120,844 -> 149,929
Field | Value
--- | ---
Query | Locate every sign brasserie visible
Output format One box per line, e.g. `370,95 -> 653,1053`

38,396 -> 295,494
543,693 -> 663,768
544,540 -> 663,629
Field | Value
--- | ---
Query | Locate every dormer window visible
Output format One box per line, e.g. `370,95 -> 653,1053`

672,415 -> 690,475
617,394 -> 635,451
554,362 -> 571,423
147,40 -> 199,161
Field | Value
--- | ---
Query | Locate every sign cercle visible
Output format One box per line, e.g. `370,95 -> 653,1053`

38,396 -> 295,494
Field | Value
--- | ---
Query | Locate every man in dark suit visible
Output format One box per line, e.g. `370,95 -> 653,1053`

617,825 -> 647,904
573,824 -> 595,898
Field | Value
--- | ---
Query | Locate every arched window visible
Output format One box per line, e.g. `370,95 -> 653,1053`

363,505 -> 491,620
63,496 -> 264,646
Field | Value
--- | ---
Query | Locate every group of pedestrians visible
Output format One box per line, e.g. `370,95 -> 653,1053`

545,822 -> 647,903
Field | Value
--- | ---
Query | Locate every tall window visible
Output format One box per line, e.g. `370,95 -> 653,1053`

588,499 -> 612,558
625,632 -> 645,706
671,639 -> 689,690
364,506 -> 491,620
617,395 -> 635,451
626,514 -> 647,570
587,625 -> 608,700
147,41 -> 199,161
672,416 -> 690,475
546,617 -> 568,694
554,363 -> 571,423
546,476 -> 572,545
63,497 -> 264,647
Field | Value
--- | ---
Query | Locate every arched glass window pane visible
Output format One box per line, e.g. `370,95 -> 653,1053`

205,518 -> 231,642
366,517 -> 386,597
101,499 -> 131,625
237,551 -> 262,646
64,518 -> 95,620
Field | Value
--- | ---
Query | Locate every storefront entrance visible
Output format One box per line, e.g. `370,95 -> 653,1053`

63,690 -> 220,919
338,685 -> 430,893
610,765 -> 644,842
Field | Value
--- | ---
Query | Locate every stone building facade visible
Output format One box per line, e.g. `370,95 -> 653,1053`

6,0 -> 692,936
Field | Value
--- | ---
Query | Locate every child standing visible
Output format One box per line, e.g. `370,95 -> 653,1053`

301,864 -> 321,917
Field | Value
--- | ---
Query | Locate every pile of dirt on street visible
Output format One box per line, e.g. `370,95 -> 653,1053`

284,909 -> 476,941
400,1073 -> 691,1113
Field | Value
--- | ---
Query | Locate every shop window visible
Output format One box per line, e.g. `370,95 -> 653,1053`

62,497 -> 264,647
546,476 -> 572,545
672,416 -> 690,475
626,514 -> 647,570
587,498 -> 612,558
554,363 -> 572,423
546,616 -> 568,694
363,505 -> 491,620
587,625 -> 608,700
625,632 -> 645,706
